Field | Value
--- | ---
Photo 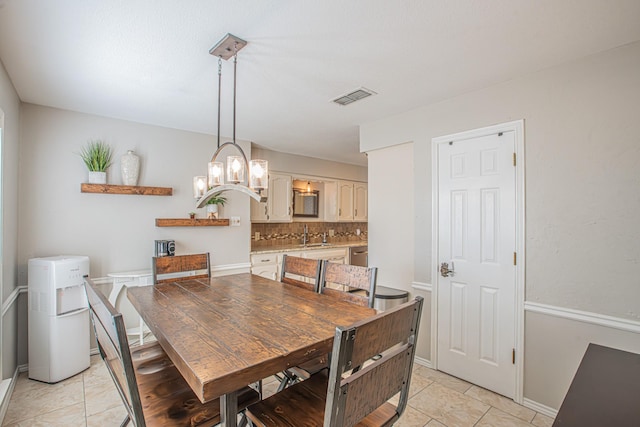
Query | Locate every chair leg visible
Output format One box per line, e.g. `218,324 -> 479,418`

119,415 -> 131,427
277,371 -> 298,392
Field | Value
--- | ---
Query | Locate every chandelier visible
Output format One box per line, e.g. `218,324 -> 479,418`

193,33 -> 268,208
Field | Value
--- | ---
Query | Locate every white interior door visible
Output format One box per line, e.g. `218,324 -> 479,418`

436,129 -> 517,398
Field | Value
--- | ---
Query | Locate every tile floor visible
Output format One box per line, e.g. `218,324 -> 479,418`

2,355 -> 555,427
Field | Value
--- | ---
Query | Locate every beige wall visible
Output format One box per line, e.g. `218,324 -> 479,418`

0,57 -> 21,380
361,41 -> 640,409
252,146 -> 367,182
18,104 -> 253,280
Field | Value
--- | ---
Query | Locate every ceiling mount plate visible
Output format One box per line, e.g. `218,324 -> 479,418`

209,33 -> 247,60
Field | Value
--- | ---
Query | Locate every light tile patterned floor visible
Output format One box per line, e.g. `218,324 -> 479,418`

3,355 -> 554,426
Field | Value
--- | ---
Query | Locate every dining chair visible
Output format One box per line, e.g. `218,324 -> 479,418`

246,296 -> 424,427
277,255 -> 324,390
319,261 -> 378,308
152,252 -> 210,284
84,276 -> 260,427
280,254 -> 323,292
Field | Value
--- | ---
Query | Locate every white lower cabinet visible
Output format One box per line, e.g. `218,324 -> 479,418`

251,247 -> 348,289
250,253 -> 279,280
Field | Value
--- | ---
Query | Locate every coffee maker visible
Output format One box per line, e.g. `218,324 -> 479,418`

154,240 -> 175,257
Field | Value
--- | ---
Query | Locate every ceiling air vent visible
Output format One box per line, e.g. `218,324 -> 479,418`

332,87 -> 377,106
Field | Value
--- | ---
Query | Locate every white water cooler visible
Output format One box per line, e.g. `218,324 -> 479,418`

28,256 -> 91,383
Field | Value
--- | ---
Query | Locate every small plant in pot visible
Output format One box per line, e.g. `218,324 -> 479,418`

206,192 -> 227,219
79,140 -> 113,184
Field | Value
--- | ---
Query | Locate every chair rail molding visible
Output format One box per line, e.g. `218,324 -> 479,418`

2,286 -> 25,317
525,301 -> 640,334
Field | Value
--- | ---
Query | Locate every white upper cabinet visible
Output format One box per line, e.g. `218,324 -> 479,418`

250,172 -> 292,223
337,181 -> 355,221
250,196 -> 269,222
251,173 -> 366,223
269,173 -> 293,222
336,180 -> 367,222
354,182 -> 368,221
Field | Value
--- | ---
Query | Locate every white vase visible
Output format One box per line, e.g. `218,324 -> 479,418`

206,204 -> 219,219
88,171 -> 107,184
121,150 -> 140,186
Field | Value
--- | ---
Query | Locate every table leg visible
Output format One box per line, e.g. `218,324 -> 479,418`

220,391 -> 238,427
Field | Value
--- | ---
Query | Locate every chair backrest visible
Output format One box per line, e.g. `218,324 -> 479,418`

319,261 -> 378,308
280,254 -> 322,292
324,296 -> 424,427
152,253 -> 211,284
84,276 -> 146,426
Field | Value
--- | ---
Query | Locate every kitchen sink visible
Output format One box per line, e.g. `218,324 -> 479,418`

299,243 -> 329,248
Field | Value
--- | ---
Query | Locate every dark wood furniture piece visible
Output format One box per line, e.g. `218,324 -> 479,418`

277,255 -> 325,390
552,343 -> 640,427
126,273 -> 376,427
155,218 -> 229,227
84,277 -> 259,427
280,254 -> 323,292
320,261 -> 378,308
246,296 -> 424,427
80,183 -> 173,196
152,252 -> 211,284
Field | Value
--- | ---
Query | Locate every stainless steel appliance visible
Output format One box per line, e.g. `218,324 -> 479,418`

374,285 -> 409,311
349,245 -> 368,266
154,240 -> 175,257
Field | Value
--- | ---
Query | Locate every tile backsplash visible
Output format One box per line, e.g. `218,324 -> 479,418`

251,222 -> 368,249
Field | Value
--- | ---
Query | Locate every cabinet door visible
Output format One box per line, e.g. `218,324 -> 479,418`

251,265 -> 278,280
250,198 -> 269,222
323,181 -> 339,222
354,183 -> 368,221
268,174 -> 292,222
337,181 -> 354,221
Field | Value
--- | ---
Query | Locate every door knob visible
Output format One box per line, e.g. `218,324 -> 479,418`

440,262 -> 455,277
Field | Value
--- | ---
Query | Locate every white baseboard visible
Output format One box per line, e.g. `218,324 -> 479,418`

411,281 -> 432,292
211,263 -> 251,277
522,398 -> 558,419
525,301 -> 640,334
414,355 -> 433,369
0,366 -> 22,425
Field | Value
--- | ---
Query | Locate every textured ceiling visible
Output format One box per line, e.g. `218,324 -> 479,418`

1,0 -> 639,165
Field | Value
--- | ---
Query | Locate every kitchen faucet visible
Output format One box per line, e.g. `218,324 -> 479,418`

302,224 -> 308,246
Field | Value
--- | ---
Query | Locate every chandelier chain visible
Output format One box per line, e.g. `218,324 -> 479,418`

217,56 -> 222,149
232,42 -> 238,145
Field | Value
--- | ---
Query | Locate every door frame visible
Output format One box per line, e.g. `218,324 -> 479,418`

431,119 -> 525,402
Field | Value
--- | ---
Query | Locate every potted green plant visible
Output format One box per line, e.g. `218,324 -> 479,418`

79,140 -> 113,184
206,192 -> 227,219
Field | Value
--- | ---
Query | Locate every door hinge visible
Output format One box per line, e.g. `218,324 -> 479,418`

512,348 -> 515,364
513,252 -> 517,265
513,153 -> 516,166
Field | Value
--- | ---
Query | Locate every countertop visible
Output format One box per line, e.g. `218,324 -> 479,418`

251,241 -> 367,255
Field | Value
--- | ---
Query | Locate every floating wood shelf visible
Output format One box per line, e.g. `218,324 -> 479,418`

81,183 -> 173,196
155,218 -> 230,227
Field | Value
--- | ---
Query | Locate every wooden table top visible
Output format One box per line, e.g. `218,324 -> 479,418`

553,343 -> 640,426
127,273 -> 376,404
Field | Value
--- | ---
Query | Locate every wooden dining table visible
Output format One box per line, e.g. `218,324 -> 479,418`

127,273 -> 376,427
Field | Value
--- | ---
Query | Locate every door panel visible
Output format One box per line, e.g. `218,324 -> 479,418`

437,131 -> 516,398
